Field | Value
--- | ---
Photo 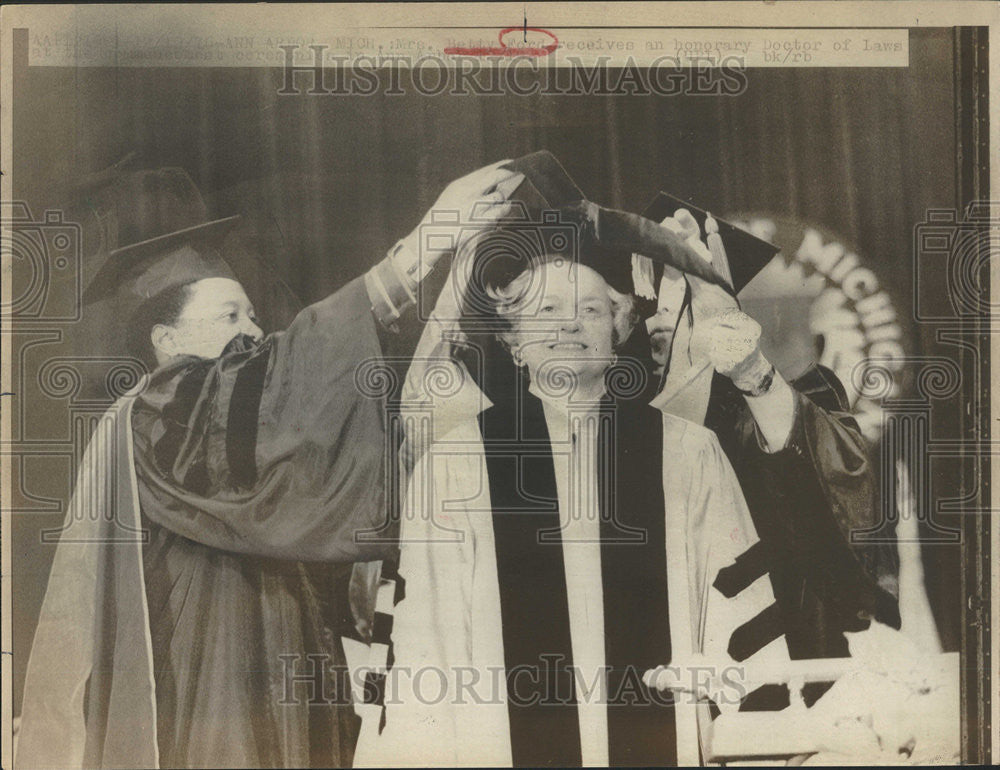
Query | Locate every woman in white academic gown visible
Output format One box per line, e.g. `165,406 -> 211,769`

354,208 -> 794,768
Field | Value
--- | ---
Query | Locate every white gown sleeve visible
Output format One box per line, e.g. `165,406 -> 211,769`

356,245 -> 511,767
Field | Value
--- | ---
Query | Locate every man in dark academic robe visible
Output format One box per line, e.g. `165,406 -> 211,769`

17,162 -> 523,769
640,206 -> 901,696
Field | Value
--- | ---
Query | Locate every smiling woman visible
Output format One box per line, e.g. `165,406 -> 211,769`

363,184 -> 807,768
489,256 -> 638,402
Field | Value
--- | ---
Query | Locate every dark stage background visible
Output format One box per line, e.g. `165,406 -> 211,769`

10,28 -> 967,715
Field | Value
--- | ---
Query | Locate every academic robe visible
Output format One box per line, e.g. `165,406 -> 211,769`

355,361 -> 796,768
625,280 -> 900,672
355,247 -> 896,765
634,318 -> 901,711
703,368 -> 901,669
18,275 -> 399,769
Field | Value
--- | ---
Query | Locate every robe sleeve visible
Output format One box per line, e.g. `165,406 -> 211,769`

133,275 -> 399,563
358,421 -> 492,768
721,366 -> 901,636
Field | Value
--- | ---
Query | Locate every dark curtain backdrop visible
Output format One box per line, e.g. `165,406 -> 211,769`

16,32 -> 954,311
12,28 -> 962,714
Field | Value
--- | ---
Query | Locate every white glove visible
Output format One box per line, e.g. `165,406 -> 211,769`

659,208 -> 713,263
652,209 -> 774,393
694,308 -> 774,393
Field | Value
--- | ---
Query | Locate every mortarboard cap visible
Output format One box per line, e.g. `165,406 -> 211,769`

640,192 -> 780,295
502,151 -> 586,210
471,152 -> 628,293
82,218 -> 239,308
484,151 -> 738,296
80,167 -> 240,308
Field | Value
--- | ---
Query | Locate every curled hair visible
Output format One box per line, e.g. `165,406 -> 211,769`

487,254 -> 639,351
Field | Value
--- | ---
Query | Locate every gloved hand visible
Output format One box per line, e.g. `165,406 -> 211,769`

646,209 -> 716,372
694,307 -> 775,394
650,208 -> 775,394
659,207 -> 714,262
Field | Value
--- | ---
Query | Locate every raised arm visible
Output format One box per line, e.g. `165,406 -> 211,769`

651,208 -> 899,648
133,162 -> 523,561
708,366 -> 901,644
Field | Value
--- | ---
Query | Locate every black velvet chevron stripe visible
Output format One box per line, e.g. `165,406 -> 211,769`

362,671 -> 387,706
713,542 -> 771,599
371,611 -> 393,645
374,557 -> 402,733
226,345 -> 270,489
727,603 -> 784,662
